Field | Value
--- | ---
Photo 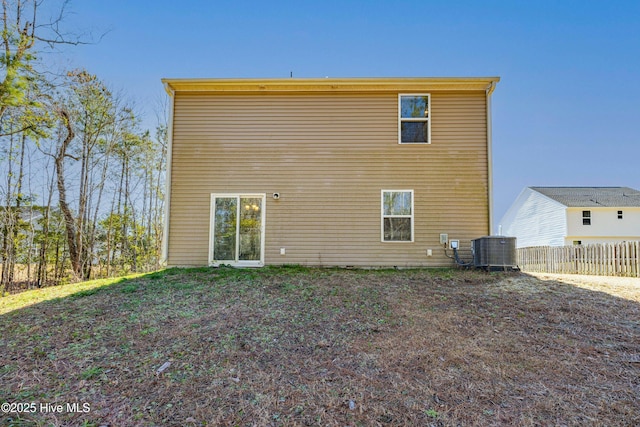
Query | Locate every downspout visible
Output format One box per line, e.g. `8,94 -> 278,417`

486,80 -> 497,236
161,82 -> 176,264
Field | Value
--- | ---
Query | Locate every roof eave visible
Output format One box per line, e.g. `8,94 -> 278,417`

161,77 -> 501,94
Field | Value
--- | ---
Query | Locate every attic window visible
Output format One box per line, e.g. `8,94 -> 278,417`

618,210 -> 623,219
582,210 -> 591,225
399,94 -> 430,144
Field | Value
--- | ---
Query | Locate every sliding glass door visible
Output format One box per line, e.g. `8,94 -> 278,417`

210,194 -> 265,266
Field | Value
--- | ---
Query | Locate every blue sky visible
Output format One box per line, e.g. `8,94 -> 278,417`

57,0 -> 640,227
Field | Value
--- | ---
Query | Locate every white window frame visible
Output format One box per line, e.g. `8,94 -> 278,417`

398,94 -> 431,144
381,189 -> 414,242
209,193 -> 266,267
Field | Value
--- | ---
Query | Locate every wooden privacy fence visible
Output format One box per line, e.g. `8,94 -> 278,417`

518,241 -> 640,277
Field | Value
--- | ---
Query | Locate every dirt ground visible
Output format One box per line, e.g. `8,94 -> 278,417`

526,272 -> 640,302
1,267 -> 639,426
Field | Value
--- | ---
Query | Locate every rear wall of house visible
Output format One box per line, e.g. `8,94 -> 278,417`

167,91 -> 490,267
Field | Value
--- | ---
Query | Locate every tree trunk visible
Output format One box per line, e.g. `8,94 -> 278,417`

13,132 -> 26,286
37,170 -> 57,287
1,129 -> 16,288
54,108 -> 82,279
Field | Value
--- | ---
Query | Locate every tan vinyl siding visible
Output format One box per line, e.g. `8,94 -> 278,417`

167,91 -> 489,267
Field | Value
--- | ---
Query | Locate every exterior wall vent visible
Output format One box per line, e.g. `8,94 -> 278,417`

472,236 -> 517,270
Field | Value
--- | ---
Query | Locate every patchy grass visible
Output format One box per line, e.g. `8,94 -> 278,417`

0,273 -> 146,315
0,267 -> 639,426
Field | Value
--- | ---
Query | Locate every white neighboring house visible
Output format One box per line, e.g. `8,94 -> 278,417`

500,187 -> 640,248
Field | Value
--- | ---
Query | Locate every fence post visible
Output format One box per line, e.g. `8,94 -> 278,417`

625,241 -> 631,277
616,243 -> 621,276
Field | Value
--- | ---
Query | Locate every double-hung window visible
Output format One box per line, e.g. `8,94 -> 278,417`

382,190 -> 414,242
399,94 -> 430,144
582,210 -> 591,225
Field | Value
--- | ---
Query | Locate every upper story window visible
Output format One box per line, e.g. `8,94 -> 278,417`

618,210 -> 623,219
582,210 -> 591,225
399,94 -> 430,144
382,190 -> 414,242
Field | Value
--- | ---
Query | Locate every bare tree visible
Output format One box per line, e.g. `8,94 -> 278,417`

0,0 -> 89,137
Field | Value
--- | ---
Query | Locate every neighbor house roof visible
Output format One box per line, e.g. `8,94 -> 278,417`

530,187 -> 640,208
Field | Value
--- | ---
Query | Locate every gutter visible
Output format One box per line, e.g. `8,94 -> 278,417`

161,82 -> 176,264
486,80 -> 498,235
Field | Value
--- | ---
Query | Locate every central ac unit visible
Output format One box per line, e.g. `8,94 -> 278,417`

472,236 -> 517,270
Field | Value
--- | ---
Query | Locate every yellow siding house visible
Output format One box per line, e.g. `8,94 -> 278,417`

161,77 -> 499,267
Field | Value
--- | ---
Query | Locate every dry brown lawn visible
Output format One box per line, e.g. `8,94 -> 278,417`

1,267 -> 638,426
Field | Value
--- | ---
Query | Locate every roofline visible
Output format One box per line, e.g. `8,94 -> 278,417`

161,77 -> 500,95
528,186 -> 640,208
